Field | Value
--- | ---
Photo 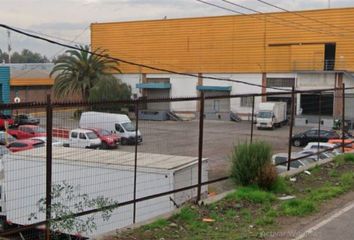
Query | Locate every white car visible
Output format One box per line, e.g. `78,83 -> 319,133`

272,153 -> 316,173
303,142 -> 341,156
64,129 -> 101,149
298,149 -> 334,160
31,137 -> 63,147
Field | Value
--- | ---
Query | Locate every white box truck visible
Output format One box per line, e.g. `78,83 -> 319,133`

1,147 -> 208,237
256,102 -> 287,130
79,112 -> 142,145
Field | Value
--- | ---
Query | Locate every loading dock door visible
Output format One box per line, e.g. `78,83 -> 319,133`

146,89 -> 170,111
345,94 -> 354,119
204,91 -> 230,113
300,94 -> 333,116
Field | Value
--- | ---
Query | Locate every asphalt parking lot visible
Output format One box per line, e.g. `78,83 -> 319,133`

47,112 -> 309,192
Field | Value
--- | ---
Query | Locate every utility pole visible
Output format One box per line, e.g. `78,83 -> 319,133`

7,30 -> 11,64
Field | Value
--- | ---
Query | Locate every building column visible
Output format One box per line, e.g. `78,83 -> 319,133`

141,73 -> 147,97
262,72 -> 267,102
197,73 -> 203,112
333,72 -> 344,118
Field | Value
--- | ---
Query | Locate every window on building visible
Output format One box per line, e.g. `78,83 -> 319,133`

266,78 -> 295,88
240,96 -> 253,107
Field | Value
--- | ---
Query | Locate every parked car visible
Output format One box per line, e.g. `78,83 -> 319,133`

14,114 -> 40,126
328,139 -> 354,152
0,145 -> 10,158
298,149 -> 334,160
79,112 -> 142,145
0,131 -> 16,145
291,129 -> 340,147
0,113 -> 14,130
30,136 -> 63,147
7,125 -> 46,139
303,142 -> 342,156
272,152 -> 316,173
63,129 -> 101,149
7,139 -> 45,152
83,128 -> 119,149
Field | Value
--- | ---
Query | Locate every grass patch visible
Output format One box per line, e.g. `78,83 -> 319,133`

329,169 -> 339,178
270,177 -> 292,194
142,218 -> 169,230
227,186 -> 276,204
343,153 -> 354,162
280,199 -> 316,216
340,172 -> 354,188
173,206 -> 198,223
309,186 -> 345,201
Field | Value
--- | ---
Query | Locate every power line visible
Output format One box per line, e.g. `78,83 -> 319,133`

15,26 -> 88,46
220,0 -> 342,36
0,23 -> 289,91
255,0 -> 354,37
195,0 -> 243,14
11,26 -> 90,79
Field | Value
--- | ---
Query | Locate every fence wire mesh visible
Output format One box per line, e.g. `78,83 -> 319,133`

0,87 -> 351,239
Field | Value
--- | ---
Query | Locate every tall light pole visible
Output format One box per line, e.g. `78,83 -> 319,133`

7,30 -> 11,63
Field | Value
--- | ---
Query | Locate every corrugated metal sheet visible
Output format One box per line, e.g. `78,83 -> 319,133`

12,147 -> 206,171
10,78 -> 54,86
0,66 -> 10,103
91,7 -> 354,73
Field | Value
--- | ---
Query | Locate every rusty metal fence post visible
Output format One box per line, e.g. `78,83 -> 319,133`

250,96 -> 255,144
317,91 -> 322,161
287,86 -> 295,171
45,94 -> 53,240
197,92 -> 205,202
342,83 -> 346,153
133,100 -> 139,224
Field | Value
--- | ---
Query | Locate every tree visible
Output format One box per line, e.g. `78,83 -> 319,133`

5,49 -> 49,63
29,181 -> 117,238
0,49 -> 9,63
88,75 -> 131,102
50,45 -> 121,101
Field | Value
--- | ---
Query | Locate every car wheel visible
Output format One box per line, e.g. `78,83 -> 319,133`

121,138 -> 128,145
293,140 -> 301,147
102,142 -> 109,149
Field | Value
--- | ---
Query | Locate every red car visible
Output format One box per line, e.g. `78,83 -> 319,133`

84,128 -> 119,149
8,125 -> 46,139
0,113 -> 15,130
7,139 -> 45,152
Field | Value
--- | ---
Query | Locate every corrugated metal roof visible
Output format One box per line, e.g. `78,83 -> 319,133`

8,147 -> 205,171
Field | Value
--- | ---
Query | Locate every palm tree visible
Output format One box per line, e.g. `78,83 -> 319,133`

50,45 -> 120,100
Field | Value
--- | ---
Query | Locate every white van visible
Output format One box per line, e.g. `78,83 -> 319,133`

79,112 -> 142,145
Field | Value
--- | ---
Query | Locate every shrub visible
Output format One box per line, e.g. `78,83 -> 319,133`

258,163 -> 277,190
230,141 -> 274,188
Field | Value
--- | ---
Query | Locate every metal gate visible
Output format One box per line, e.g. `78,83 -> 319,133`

204,91 -> 230,113
146,89 -> 170,111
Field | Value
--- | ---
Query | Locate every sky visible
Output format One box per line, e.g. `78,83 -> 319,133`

1,0 -> 354,59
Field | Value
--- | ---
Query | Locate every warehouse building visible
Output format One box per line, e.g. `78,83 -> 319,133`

91,7 -> 354,125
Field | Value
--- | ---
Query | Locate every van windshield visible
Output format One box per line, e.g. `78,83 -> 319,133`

122,122 -> 136,132
258,111 -> 272,118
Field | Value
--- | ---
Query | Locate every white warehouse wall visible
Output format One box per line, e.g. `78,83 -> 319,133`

115,74 -> 141,97
147,74 -> 198,112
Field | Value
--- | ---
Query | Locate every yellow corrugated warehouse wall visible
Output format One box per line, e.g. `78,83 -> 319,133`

91,7 -> 354,73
